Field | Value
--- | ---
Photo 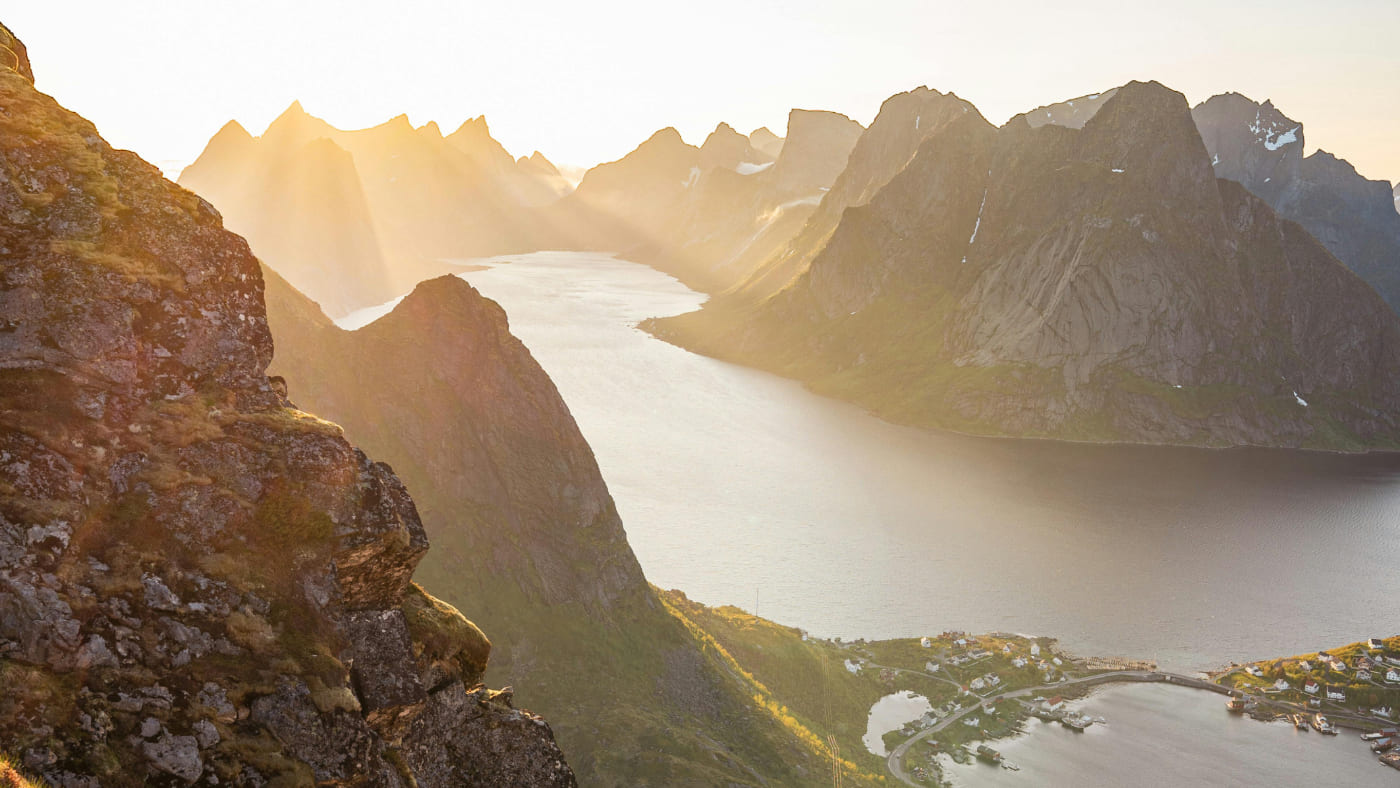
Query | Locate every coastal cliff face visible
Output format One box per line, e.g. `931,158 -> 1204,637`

0,28 -> 574,785
1192,93 -> 1400,313
261,272 -> 859,786
652,82 -> 1400,450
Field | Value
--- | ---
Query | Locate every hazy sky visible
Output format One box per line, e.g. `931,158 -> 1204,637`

8,1 -> 1399,182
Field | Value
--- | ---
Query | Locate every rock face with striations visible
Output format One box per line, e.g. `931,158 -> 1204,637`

0,25 -> 573,785
653,82 -> 1400,451
1191,93 -> 1400,312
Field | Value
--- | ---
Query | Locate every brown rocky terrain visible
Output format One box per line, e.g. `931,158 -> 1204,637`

0,22 -> 573,785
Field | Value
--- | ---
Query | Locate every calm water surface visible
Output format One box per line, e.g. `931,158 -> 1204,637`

941,683 -> 1384,787
375,251 -> 1400,672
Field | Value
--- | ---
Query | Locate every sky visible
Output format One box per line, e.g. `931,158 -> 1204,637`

7,1 -> 1399,183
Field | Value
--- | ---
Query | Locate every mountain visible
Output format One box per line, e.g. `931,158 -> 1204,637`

259,269 -> 879,786
734,87 -> 977,300
650,82 -> 1400,451
545,110 -> 862,292
1191,93 -> 1400,312
0,25 -> 573,785
180,103 -> 566,318
749,126 -> 784,158
1393,180 -> 1399,214
180,121 -> 393,319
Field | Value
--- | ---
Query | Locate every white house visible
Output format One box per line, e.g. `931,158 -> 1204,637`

970,677 -> 986,691
1359,669 -> 1372,682
1002,644 -> 1012,654
1042,697 -> 1065,712
986,673 -> 1001,687
1299,660 -> 1312,671
1246,665 -> 1264,678
1369,638 -> 1386,651
1273,678 -> 1290,691
925,661 -> 940,673
1304,679 -> 1320,694
1012,657 -> 1027,668
1030,643 -> 1041,656
1385,668 -> 1400,684
963,717 -> 980,728
1052,657 -> 1063,666
921,636 -> 932,648
1327,686 -> 1346,702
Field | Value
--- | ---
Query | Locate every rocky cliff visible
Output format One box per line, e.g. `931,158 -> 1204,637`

652,82 -> 1400,451
0,27 -> 574,785
1192,93 -> 1400,312
260,270 -> 863,786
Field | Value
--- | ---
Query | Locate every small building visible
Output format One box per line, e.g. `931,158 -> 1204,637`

986,673 -> 1001,687
1304,679 -> 1320,695
1002,644 -> 1012,654
1358,656 -> 1376,670
1370,638 -> 1386,651
1308,697 -> 1322,708
1274,678 -> 1290,691
920,636 -> 932,648
925,661 -> 940,673
1246,665 -> 1264,678
970,677 -> 986,691
1013,657 -> 1027,668
1386,668 -> 1400,684
1327,686 -> 1346,702
1299,660 -> 1312,671
1042,697 -> 1065,712
1359,669 -> 1373,682
1030,643 -> 1041,656
1052,657 -> 1063,666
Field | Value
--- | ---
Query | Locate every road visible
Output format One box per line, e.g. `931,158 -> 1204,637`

883,670 -> 1232,786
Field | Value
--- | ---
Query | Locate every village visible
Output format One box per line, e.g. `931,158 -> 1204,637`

838,632 -> 1400,786
1213,637 -> 1400,772
838,630 -> 1157,786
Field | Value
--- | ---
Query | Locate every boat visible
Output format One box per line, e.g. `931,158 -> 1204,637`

1062,712 -> 1091,731
975,744 -> 1003,764
1312,714 -> 1337,735
1292,714 -> 1309,730
1362,729 -> 1398,741
1372,737 -> 1396,753
1381,752 -> 1400,771
1226,697 -> 1247,713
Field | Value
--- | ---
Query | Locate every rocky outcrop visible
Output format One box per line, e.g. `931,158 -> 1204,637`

652,82 -> 1400,451
261,271 -> 853,786
1192,93 -> 1400,312
0,26 -> 574,785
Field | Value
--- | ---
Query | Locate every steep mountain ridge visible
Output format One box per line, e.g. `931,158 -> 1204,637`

1192,93 -> 1400,312
652,82 -> 1400,450
260,269 -> 878,786
0,30 -> 574,785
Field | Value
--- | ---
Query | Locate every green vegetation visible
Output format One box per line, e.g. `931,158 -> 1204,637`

401,583 -> 491,684
0,752 -> 46,788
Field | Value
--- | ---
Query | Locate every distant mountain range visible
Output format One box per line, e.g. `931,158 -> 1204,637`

180,103 -> 567,317
650,82 -> 1400,451
180,79 -> 1400,451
